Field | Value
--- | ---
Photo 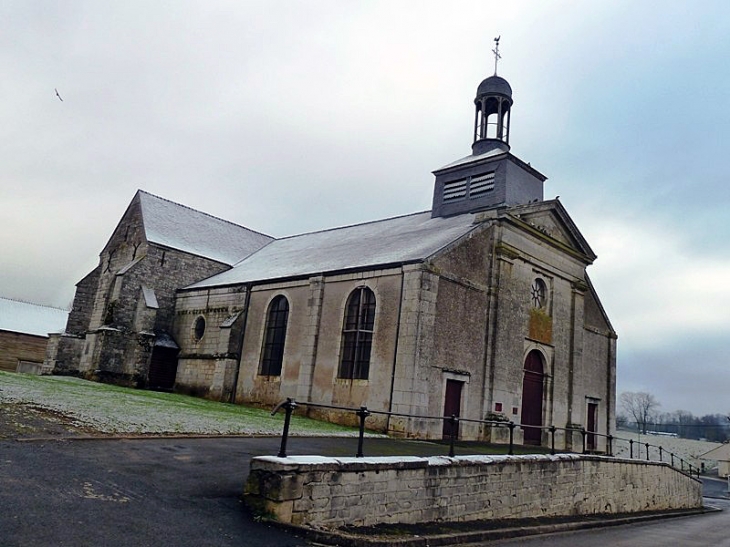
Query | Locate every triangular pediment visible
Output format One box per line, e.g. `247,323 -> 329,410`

506,200 -> 596,263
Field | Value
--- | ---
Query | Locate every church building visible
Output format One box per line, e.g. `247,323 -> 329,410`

48,66 -> 617,449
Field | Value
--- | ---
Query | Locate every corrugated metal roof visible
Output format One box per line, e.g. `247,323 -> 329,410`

138,190 -> 274,265
0,297 -> 69,337
188,211 -> 480,288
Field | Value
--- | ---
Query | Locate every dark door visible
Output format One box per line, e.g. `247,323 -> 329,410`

148,347 -> 179,391
521,350 -> 544,445
587,402 -> 598,451
442,379 -> 463,439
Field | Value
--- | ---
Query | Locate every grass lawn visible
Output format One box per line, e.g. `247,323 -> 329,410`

0,371 -> 357,436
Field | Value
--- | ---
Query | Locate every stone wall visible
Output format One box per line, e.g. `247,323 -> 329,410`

174,286 -> 249,400
245,454 -> 702,529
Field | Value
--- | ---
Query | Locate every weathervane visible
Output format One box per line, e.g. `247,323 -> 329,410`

492,36 -> 501,76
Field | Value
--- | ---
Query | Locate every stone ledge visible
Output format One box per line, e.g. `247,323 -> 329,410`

245,453 -> 703,530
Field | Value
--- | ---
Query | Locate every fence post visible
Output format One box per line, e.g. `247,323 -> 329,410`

671,453 -> 675,467
658,446 -> 663,462
607,435 -> 613,457
448,415 -> 458,457
645,443 -> 650,461
355,406 -> 371,458
629,439 -> 634,458
508,422 -> 515,455
581,428 -> 587,454
276,398 -> 297,458
550,425 -> 556,455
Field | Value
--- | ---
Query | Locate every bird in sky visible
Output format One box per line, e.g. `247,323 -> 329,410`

55,88 -> 63,102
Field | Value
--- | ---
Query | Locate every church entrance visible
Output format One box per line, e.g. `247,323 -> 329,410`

148,333 -> 180,391
521,350 -> 544,445
442,379 -> 463,439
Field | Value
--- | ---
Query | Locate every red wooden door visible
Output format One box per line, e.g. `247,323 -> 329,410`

587,402 -> 598,451
521,350 -> 544,445
442,380 -> 463,439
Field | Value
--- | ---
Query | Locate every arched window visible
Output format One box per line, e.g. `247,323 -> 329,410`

259,296 -> 289,376
338,287 -> 376,380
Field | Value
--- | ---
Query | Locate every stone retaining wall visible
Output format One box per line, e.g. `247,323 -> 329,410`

244,454 -> 702,529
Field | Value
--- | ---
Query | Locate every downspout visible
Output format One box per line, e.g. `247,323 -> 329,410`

481,223 -> 502,422
229,283 -> 252,404
386,267 -> 407,433
567,287 -> 577,428
606,331 -> 616,438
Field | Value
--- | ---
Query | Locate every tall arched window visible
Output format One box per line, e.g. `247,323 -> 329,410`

338,287 -> 376,380
259,296 -> 289,377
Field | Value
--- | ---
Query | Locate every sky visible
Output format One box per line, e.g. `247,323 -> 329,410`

2,1 -> 730,416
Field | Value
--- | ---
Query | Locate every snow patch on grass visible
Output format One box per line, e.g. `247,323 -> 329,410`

613,429 -> 721,469
0,372 -> 359,436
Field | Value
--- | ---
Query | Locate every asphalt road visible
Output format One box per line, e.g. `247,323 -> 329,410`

1,436 -> 302,547
2,434 -> 728,547
0,435 -> 463,547
483,498 -> 730,547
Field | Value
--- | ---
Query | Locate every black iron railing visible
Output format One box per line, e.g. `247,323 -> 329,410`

270,398 -> 701,479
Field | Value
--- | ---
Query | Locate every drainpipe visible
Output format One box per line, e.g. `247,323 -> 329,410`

481,223 -> 501,421
386,267 -> 407,432
229,283 -> 252,404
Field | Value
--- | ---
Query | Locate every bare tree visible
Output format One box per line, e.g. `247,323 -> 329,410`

619,391 -> 660,434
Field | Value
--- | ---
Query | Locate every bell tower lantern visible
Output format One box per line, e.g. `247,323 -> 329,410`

473,75 -> 512,155
473,37 -> 512,155
431,38 -> 546,218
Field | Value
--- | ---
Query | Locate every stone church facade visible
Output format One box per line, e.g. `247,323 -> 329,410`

48,71 -> 617,448
46,191 -> 272,389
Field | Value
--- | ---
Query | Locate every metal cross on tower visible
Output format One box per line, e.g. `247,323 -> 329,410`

492,36 -> 501,75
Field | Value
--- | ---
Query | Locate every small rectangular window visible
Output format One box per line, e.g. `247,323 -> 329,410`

469,172 -> 495,197
443,178 -> 467,202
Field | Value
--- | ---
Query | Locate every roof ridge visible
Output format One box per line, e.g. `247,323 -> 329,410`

137,189 -> 273,240
275,210 -> 432,242
0,296 -> 69,312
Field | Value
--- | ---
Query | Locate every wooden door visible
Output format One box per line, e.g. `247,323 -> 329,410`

442,379 -> 463,439
587,402 -> 598,451
521,350 -> 544,445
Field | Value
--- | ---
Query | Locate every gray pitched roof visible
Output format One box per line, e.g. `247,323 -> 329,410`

188,211 -> 480,288
0,297 -> 69,337
138,190 -> 274,265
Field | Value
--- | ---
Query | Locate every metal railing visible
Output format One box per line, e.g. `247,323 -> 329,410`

270,398 -> 701,479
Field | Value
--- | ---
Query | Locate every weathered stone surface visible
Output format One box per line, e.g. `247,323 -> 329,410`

244,454 -> 702,529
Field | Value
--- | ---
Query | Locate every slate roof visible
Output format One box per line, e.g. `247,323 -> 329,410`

435,147 -> 506,172
137,190 -> 274,265
0,297 -> 69,337
477,75 -> 513,97
188,211 -> 481,288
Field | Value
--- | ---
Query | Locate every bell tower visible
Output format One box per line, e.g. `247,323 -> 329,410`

431,39 -> 546,218
473,37 -> 512,155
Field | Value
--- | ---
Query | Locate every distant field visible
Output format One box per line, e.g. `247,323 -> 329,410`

0,371 -> 358,437
613,429 -> 722,470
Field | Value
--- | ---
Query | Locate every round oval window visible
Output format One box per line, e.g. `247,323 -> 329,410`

531,279 -> 547,309
193,316 -> 206,341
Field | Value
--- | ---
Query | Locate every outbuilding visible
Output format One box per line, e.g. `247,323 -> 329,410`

0,297 -> 68,374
